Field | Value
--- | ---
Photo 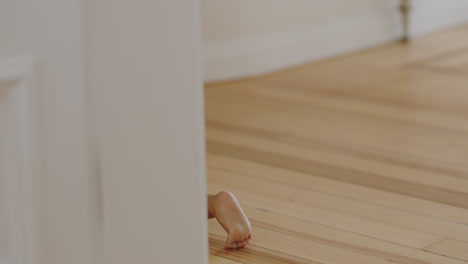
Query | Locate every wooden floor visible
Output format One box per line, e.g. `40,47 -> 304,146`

206,25 -> 468,264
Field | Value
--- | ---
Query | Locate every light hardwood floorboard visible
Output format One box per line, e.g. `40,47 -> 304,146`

210,255 -> 243,264
424,239 -> 468,261
207,132 -> 468,208
208,156 -> 468,225
208,167 -> 468,242
209,204 -> 467,264
207,25 -> 468,264
210,221 -> 409,264
208,181 -> 444,249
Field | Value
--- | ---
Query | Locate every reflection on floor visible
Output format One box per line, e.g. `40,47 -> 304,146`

206,25 -> 468,264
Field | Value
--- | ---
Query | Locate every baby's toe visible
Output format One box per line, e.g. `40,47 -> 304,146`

225,241 -> 237,249
226,234 -> 252,249
237,240 -> 248,248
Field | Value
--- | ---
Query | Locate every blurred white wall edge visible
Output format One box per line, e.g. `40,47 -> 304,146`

86,0 -> 208,263
203,0 -> 468,82
1,0 -> 207,264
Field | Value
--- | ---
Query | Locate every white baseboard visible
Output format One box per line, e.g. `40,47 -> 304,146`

203,1 -> 468,82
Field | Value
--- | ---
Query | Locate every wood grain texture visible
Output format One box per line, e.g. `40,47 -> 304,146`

207,25 -> 468,264
210,255 -> 243,264
424,239 -> 468,262
210,233 -> 321,264
210,222 -> 410,264
209,205 -> 468,264
206,114 -> 468,195
208,156 -> 468,225
209,179 -> 443,249
208,140 -> 468,209
208,167 -> 468,242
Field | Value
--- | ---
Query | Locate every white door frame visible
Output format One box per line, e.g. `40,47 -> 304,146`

1,0 -> 207,263
0,56 -> 41,264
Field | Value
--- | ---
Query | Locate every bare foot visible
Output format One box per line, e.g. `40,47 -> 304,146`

208,191 -> 252,249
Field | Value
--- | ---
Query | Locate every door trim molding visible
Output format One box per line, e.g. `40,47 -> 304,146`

0,55 -> 40,264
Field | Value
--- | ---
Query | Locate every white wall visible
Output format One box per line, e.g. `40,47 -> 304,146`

1,0 -> 207,264
411,0 -> 468,35
86,1 -> 208,264
1,0 -> 93,263
203,0 -> 468,82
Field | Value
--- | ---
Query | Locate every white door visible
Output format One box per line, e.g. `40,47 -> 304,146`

0,1 -> 207,264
